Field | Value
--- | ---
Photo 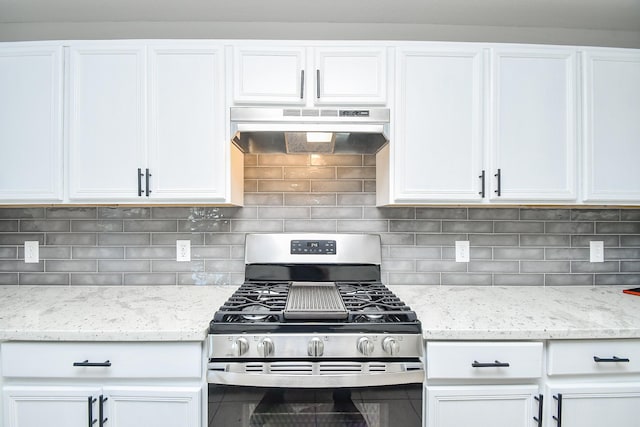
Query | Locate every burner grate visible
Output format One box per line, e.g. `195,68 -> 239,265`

211,280 -> 418,325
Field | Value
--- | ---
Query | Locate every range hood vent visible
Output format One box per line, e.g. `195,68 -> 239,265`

231,107 -> 390,155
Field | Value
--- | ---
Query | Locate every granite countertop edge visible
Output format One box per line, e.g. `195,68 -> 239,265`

0,285 -> 639,342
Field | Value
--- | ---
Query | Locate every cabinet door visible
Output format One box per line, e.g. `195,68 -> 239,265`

582,50 -> 640,203
489,48 -> 577,202
68,43 -> 146,201
392,47 -> 484,203
3,386 -> 100,427
0,45 -> 63,202
314,47 -> 387,105
148,44 -> 228,201
233,47 -> 306,104
103,386 -> 200,427
427,385 -> 538,427
547,383 -> 640,427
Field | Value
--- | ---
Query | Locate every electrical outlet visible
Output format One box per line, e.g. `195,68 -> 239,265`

176,240 -> 191,262
455,241 -> 470,263
24,241 -> 39,263
590,241 -> 604,263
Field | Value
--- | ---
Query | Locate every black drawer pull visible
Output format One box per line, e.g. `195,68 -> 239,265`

594,355 -> 630,363
73,360 -> 112,367
494,168 -> 502,196
553,394 -> 563,426
137,168 -> 144,197
471,360 -> 510,368
99,395 -> 108,426
478,170 -> 486,198
533,394 -> 543,427
88,397 -> 97,427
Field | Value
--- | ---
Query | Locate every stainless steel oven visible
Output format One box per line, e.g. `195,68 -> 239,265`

207,234 -> 424,427
208,384 -> 422,427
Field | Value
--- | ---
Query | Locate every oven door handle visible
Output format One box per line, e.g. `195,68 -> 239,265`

207,367 -> 425,388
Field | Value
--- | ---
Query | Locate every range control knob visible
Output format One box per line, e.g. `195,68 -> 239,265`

308,337 -> 325,357
257,337 -> 275,357
357,337 -> 375,356
231,337 -> 249,357
382,337 -> 400,356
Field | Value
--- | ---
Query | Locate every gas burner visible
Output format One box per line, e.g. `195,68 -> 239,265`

241,305 -> 270,321
360,305 -> 385,320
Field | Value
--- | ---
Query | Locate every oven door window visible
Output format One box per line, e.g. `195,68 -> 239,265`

208,384 -> 422,427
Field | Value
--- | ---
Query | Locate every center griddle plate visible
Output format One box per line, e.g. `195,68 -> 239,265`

284,282 -> 348,320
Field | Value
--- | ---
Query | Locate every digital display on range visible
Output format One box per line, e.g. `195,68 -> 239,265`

291,240 -> 336,254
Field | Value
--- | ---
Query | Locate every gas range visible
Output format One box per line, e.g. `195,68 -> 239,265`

210,281 -> 420,330
207,233 -> 424,388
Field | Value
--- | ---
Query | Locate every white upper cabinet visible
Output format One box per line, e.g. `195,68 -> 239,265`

232,44 -> 387,106
380,45 -> 484,204
582,49 -> 640,203
232,47 -> 306,104
379,44 -> 581,206
148,45 -> 229,201
488,47 -> 578,202
0,44 -> 64,203
67,41 -> 240,204
68,43 -> 146,201
314,47 -> 387,105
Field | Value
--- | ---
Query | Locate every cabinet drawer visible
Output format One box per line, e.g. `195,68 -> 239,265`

1,341 -> 201,379
548,339 -> 640,376
427,342 -> 543,380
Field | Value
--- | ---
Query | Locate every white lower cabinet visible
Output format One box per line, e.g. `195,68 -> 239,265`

545,383 -> 640,427
1,342 -> 202,427
544,339 -> 640,427
3,385 -> 200,427
103,386 -> 200,427
426,385 -> 539,427
3,386 -> 100,427
425,342 -> 544,427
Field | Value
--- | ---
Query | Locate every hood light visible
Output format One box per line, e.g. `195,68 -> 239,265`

285,132 -> 336,154
306,132 -> 334,143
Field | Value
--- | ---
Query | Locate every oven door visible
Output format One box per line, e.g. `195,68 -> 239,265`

208,383 -> 422,427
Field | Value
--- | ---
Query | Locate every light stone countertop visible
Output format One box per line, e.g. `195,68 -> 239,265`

0,285 -> 236,341
393,285 -> 640,340
1,285 -> 639,342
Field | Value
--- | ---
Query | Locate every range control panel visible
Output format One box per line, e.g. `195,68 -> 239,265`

290,239 -> 336,255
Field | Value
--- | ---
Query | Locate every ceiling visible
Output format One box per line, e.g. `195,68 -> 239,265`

1,0 -> 639,32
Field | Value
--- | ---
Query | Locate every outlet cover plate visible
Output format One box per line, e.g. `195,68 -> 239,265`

24,241 -> 39,263
455,241 -> 470,263
590,241 -> 604,263
176,240 -> 191,262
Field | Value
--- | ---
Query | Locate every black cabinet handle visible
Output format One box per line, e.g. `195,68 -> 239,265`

99,395 -> 108,426
88,397 -> 97,426
594,355 -> 630,363
494,168 -> 502,196
553,394 -> 562,426
479,170 -> 486,198
145,168 -> 152,197
300,70 -> 305,99
533,394 -> 543,427
316,69 -> 321,99
471,360 -> 510,368
137,168 -> 144,197
73,360 -> 112,367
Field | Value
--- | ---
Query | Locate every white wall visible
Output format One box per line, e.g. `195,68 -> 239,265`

1,22 -> 639,48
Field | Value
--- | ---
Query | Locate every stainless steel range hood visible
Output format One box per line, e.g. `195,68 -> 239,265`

230,107 -> 390,154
